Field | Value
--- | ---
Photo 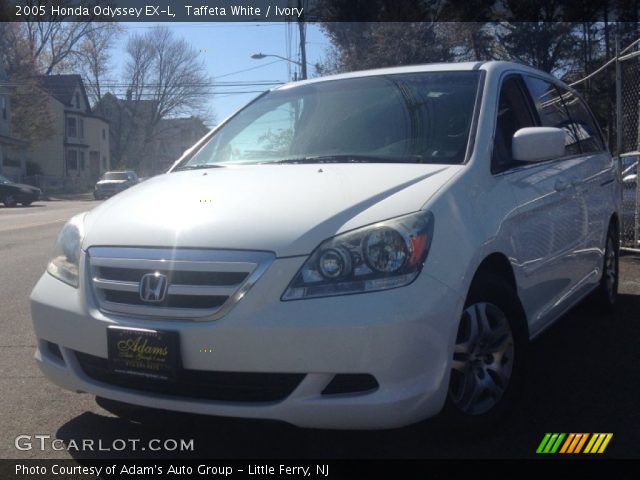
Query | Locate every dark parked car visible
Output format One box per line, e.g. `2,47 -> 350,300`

94,171 -> 139,200
0,174 -> 41,207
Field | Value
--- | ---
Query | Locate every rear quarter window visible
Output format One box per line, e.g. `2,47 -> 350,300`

557,89 -> 605,153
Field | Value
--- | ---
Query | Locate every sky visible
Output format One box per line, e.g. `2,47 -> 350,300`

112,22 -> 330,125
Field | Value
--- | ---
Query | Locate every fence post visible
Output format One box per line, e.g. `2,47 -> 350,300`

616,35 -> 622,155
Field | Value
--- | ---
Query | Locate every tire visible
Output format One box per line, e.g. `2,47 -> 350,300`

442,273 -> 527,431
3,194 -> 17,208
594,223 -> 619,309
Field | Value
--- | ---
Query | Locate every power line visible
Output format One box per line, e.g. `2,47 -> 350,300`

216,58 -> 285,79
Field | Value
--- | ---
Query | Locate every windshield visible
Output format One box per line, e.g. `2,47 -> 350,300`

102,172 -> 129,181
178,71 -> 481,168
0,175 -> 12,184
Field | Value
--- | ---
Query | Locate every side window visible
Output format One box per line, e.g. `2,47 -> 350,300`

523,76 -> 580,156
557,89 -> 605,153
492,75 -> 536,173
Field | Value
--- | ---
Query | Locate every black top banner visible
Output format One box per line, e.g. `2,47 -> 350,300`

0,0 -> 639,22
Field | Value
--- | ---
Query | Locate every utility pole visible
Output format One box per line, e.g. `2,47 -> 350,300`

297,0 -> 307,80
615,34 -> 622,156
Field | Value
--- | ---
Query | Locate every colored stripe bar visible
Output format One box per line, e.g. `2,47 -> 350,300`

549,433 -> 566,453
585,433 -> 611,454
537,433 -> 552,454
567,434 -> 583,454
543,434 -> 560,453
583,433 -> 598,453
597,434 -> 613,453
559,434 -> 575,454
573,433 -> 589,453
537,432 -> 613,454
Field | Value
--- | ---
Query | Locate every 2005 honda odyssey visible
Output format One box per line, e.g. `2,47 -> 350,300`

31,61 -> 620,429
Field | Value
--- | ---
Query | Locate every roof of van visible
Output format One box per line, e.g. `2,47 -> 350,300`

275,61 -> 560,90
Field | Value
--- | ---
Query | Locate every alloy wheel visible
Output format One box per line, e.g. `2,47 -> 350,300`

449,302 -> 515,416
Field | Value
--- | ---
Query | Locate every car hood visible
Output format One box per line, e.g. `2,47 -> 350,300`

7,182 -> 40,193
83,164 -> 461,256
96,180 -> 128,186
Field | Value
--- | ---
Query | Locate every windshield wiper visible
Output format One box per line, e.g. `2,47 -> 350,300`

270,154 -> 420,164
174,163 -> 226,171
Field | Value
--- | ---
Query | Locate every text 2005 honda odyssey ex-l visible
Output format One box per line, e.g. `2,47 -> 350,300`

31,62 -> 620,429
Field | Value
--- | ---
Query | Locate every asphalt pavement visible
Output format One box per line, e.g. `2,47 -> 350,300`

1,199 -> 639,459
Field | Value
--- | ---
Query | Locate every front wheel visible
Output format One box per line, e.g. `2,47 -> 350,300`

443,273 -> 527,430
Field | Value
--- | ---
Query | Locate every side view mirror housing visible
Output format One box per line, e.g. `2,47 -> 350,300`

512,127 -> 566,162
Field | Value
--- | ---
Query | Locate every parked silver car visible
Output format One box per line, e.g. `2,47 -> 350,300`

94,171 -> 139,200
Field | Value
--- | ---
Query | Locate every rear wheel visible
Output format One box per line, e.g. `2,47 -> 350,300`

443,273 -> 527,430
594,224 -> 619,309
3,194 -> 17,207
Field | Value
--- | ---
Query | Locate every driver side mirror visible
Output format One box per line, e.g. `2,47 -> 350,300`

512,127 -> 565,162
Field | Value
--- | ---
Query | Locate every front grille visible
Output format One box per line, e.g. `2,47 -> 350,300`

75,351 -> 304,403
88,247 -> 273,321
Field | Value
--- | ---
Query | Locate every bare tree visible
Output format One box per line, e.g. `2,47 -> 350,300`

124,26 -> 212,128
0,23 -> 54,144
76,23 -> 122,108
19,19 -> 116,75
109,26 -> 212,170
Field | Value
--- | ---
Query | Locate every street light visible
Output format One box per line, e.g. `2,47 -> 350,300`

250,53 -> 305,79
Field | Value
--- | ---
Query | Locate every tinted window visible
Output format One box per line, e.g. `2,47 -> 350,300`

181,72 -> 482,167
524,76 -> 580,156
557,89 -> 604,153
103,172 -> 128,180
492,76 -> 536,173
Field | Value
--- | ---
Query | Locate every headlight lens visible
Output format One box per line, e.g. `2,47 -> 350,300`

46,213 -> 87,287
282,211 -> 434,300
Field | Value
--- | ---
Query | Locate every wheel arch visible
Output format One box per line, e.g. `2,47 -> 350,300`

609,212 -> 620,237
469,252 -> 529,337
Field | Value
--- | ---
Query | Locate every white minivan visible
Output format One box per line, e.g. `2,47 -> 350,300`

31,61 -> 620,429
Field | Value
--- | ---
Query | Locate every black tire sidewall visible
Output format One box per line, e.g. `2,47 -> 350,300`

442,273 -> 528,431
599,225 -> 619,307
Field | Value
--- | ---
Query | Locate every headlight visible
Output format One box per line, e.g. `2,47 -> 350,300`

282,211 -> 434,300
46,213 -> 87,287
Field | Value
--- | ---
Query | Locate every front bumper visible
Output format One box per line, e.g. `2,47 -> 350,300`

31,254 -> 463,429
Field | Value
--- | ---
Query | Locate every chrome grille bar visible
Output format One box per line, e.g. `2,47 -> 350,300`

87,247 -> 274,321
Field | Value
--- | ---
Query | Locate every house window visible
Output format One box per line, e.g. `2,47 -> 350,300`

78,118 -> 84,139
66,149 -> 78,172
1,96 -> 6,120
102,128 -> 106,140
79,151 -> 85,170
66,117 -> 77,138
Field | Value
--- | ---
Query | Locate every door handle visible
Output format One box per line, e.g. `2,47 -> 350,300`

554,179 -> 569,192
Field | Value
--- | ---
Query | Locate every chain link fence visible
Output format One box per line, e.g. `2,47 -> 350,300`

572,39 -> 640,250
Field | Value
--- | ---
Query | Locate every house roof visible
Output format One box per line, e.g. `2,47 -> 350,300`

39,74 -> 90,111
